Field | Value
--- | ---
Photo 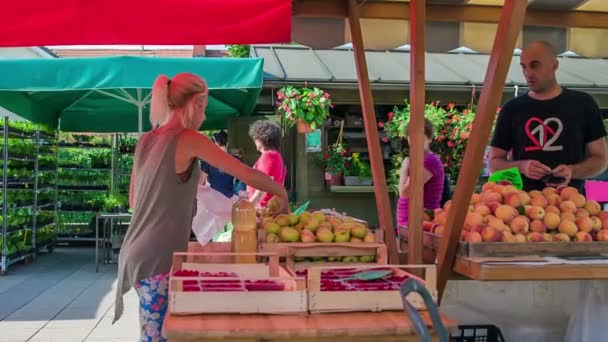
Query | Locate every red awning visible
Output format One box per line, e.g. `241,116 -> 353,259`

0,0 -> 291,47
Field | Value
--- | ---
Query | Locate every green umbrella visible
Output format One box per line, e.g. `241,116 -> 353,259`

0,56 -> 264,133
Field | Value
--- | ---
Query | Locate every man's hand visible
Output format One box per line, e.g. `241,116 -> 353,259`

548,164 -> 573,187
519,160 -> 552,180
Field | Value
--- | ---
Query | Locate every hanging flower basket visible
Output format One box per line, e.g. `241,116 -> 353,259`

297,119 -> 313,133
275,86 -> 333,134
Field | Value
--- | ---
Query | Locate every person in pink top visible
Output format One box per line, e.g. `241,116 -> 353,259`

396,118 -> 445,230
247,120 -> 287,207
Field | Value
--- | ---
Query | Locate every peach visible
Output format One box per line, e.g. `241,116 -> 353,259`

542,187 -> 558,197
574,231 -> 593,242
470,223 -> 487,234
485,216 -> 506,231
486,201 -> 502,215
495,205 -> 517,223
590,216 -> 603,232
434,208 -> 444,216
493,185 -> 505,193
527,206 -> 546,220
422,221 -> 434,232
514,233 -> 527,243
481,191 -> 503,204
465,213 -> 485,228
560,187 -> 579,201
571,194 -> 586,208
443,200 -> 452,212
471,193 -> 481,205
527,232 -> 544,242
543,212 -> 561,230
529,190 -> 543,198
509,216 -> 530,234
545,205 -> 561,215
575,217 -> 594,233
553,233 -> 571,242
503,192 -> 522,208
575,208 -> 590,218
530,219 -> 547,234
559,220 -> 578,237
433,212 -> 448,226
546,194 -> 562,207
481,226 -> 501,242
561,212 -> 577,223
603,217 -> 608,230
501,185 -> 519,196
482,182 -> 496,192
585,200 -> 602,216
468,205 -> 476,213
474,204 -> 491,216
467,231 -> 482,243
519,192 -> 532,206
543,233 -> 553,242
559,201 -> 577,213
598,211 -> 608,222
502,231 -> 516,243
433,225 -> 445,236
460,230 -> 469,241
597,229 -> 608,242
530,195 -> 548,208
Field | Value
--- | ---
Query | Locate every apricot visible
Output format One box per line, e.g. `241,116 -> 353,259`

482,182 -> 496,192
526,232 -> 544,242
467,231 -> 482,243
481,226 -> 501,242
503,192 -> 522,208
474,204 -> 491,217
519,192 -> 532,206
575,208 -> 590,218
560,187 -> 579,201
530,195 -> 548,208
530,219 -> 547,234
542,187 -> 557,197
545,205 -> 561,215
481,191 -> 503,204
553,233 -> 571,242
575,217 -> 594,233
574,231 -> 593,242
509,216 -> 530,234
570,194 -> 587,209
495,205 -> 517,224
465,213 -> 485,228
543,212 -> 561,230
597,229 -> 608,242
584,200 -> 602,216
546,194 -> 562,207
590,216 -> 603,232
514,233 -> 527,243
527,206 -> 546,220
561,212 -> 576,222
529,190 -> 543,198
471,193 -> 481,205
502,231 -> 516,243
558,220 -> 578,237
559,201 -> 577,214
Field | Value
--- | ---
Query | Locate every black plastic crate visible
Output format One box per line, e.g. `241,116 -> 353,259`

452,325 -> 506,342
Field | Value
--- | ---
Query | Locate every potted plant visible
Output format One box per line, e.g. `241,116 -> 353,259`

322,143 -> 349,186
275,86 -> 333,133
344,153 -> 373,186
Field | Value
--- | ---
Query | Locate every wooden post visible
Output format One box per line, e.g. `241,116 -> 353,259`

347,0 -> 399,264
436,0 -> 529,298
407,0 -> 426,266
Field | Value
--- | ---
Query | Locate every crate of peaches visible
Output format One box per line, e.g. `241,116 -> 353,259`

424,181 -> 608,257
257,203 -> 385,259
296,264 -> 437,313
169,252 -> 307,315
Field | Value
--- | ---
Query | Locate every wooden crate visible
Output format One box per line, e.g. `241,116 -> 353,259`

259,228 -> 385,258
398,226 -> 441,264
306,264 -> 437,314
169,252 -> 307,315
285,242 -> 388,272
461,241 -> 608,257
400,226 -> 608,258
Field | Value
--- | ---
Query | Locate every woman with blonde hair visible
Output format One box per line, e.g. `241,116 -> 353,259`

113,73 -> 288,341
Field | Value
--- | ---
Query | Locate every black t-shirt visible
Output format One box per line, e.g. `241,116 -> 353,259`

491,88 -> 606,192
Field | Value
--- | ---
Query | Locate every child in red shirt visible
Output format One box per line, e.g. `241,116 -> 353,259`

246,120 -> 287,207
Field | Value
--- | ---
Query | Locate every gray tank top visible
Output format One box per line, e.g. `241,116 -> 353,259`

113,126 -> 200,323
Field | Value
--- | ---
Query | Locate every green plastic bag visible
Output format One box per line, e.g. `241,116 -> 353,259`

488,167 -> 523,190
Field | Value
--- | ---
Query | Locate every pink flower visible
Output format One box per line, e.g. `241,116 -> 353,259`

388,112 -> 394,120
447,141 -> 455,148
447,103 -> 455,110
277,91 -> 285,99
430,101 -> 436,107
452,115 -> 460,121
378,122 -> 384,128
463,109 -> 470,115
496,107 -> 501,114
324,154 -> 329,160
382,137 -> 389,143
460,132 -> 469,140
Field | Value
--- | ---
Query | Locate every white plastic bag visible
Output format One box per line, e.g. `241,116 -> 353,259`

191,185 -> 233,245
565,280 -> 608,342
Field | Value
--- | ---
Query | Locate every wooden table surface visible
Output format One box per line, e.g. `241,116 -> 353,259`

163,311 -> 457,342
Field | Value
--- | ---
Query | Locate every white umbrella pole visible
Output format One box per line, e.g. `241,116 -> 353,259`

137,88 -> 143,136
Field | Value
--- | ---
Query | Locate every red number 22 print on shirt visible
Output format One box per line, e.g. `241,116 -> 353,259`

524,117 -> 564,152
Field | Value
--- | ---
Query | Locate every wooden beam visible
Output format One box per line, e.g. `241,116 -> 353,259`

435,0 -> 529,299
293,1 -> 608,29
407,0 -> 426,267
347,0 -> 399,264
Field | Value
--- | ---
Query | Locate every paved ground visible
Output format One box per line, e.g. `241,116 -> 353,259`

0,247 -> 139,342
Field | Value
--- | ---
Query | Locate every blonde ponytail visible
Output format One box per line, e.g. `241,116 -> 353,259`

150,75 -> 171,127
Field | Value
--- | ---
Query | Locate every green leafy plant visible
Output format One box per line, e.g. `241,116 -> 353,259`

321,143 -> 349,176
275,86 -> 332,130
226,45 -> 251,58
346,153 -> 372,178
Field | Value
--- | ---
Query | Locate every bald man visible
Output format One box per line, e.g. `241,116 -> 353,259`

489,41 -> 607,192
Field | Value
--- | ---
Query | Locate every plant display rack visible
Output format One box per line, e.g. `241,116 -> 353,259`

56,133 -> 113,242
117,134 -> 136,196
1,117 -> 58,274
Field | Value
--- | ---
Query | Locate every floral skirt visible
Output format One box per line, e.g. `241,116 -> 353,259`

134,272 -> 170,342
